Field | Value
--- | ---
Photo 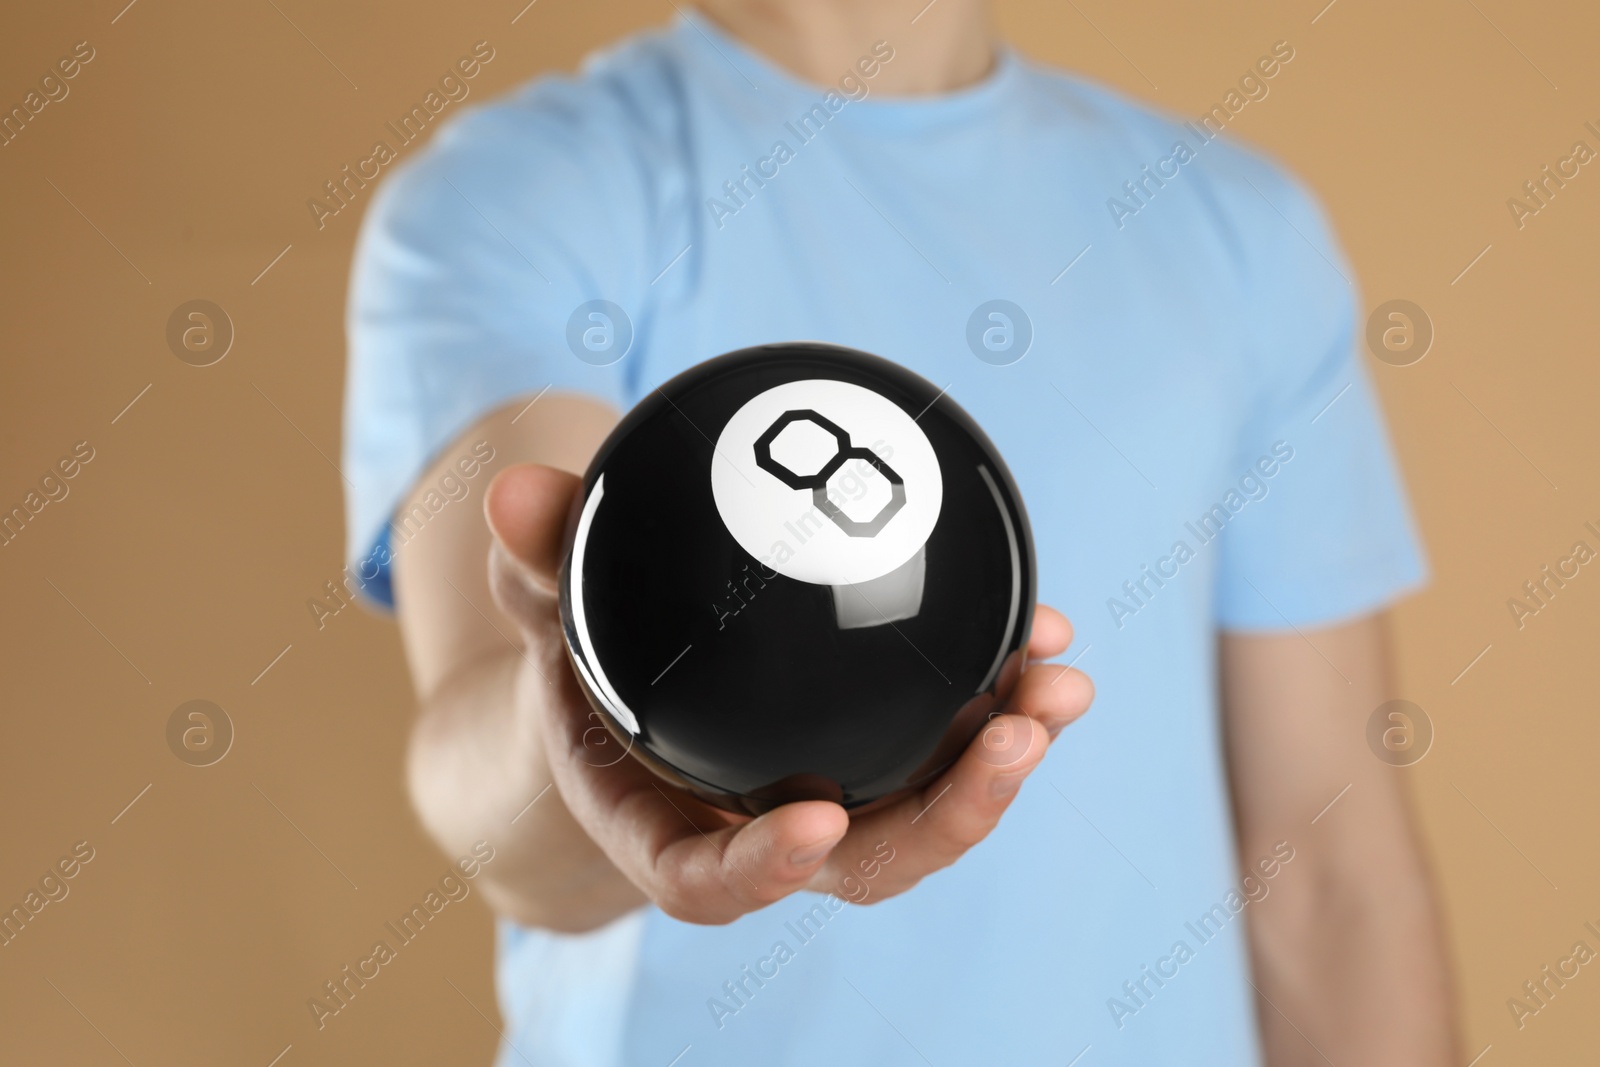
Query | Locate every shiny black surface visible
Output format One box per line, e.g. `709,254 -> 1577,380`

559,343 -> 1035,814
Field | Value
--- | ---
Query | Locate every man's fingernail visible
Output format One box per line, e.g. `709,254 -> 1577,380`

789,840 -> 836,867
991,772 -> 1026,799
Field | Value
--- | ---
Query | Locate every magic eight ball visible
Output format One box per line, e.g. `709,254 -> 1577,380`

559,343 -> 1035,815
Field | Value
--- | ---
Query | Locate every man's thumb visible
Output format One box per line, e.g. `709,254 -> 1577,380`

483,464 -> 582,593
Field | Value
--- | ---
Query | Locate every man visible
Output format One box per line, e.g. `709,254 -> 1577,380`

343,1 -> 1458,1063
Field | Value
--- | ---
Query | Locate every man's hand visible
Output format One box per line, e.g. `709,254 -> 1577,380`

483,461 -> 1093,927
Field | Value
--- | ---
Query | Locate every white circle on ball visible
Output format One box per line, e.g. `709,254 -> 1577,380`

710,378 -> 942,586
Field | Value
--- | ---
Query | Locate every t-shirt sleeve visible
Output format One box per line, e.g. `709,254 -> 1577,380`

1212,166 -> 1427,630
341,93 -> 648,609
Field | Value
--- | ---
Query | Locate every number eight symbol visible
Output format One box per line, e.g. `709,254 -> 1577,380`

752,409 -> 906,538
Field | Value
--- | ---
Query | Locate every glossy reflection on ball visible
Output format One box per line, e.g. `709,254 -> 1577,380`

559,343 -> 1035,815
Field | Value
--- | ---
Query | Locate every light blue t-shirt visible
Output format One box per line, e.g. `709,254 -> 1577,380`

344,14 -> 1423,1066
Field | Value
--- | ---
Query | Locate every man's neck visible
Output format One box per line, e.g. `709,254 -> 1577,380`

692,0 -> 997,95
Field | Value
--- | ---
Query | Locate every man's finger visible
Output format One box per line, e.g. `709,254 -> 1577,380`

1028,604 -> 1073,659
1007,662 -> 1094,738
483,464 -> 581,631
541,688 -> 849,924
816,710 -> 1050,896
483,463 -> 580,595
637,795 -> 849,924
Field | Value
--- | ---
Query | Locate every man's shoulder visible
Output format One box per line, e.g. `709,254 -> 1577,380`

1019,58 -> 1323,239
425,23 -> 688,171
360,22 -> 692,264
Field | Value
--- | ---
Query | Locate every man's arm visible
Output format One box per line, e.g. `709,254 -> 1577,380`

1222,614 -> 1459,1066
393,393 -> 642,930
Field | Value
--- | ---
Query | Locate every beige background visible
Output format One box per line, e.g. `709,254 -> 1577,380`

2,0 -> 1596,1063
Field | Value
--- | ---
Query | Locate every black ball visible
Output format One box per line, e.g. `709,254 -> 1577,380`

559,343 -> 1035,815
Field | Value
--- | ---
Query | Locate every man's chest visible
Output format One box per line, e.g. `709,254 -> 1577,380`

638,230 -> 1260,577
